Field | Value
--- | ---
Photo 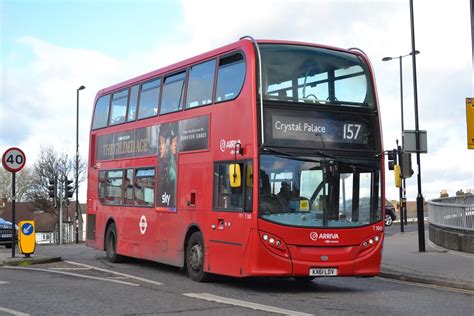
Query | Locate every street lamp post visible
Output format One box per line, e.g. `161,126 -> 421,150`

382,50 -> 420,234
76,85 -> 85,244
409,0 -> 425,252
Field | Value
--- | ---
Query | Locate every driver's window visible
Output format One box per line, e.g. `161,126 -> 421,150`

213,162 -> 253,211
301,170 -> 324,210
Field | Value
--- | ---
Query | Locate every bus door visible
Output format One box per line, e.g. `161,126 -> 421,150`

208,161 -> 253,276
122,168 -> 158,260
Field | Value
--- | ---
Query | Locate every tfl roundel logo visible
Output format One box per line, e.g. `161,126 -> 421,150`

310,232 -> 318,241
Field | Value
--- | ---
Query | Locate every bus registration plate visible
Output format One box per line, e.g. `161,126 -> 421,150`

309,268 -> 338,276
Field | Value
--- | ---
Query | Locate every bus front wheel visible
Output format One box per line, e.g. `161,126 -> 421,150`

105,223 -> 124,263
186,231 -> 209,282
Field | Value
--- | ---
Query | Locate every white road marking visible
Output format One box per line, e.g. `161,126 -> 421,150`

183,293 -> 314,316
106,276 -> 128,280
3,266 -> 139,287
0,306 -> 30,316
49,267 -> 91,271
65,260 -> 163,286
0,281 -> 10,284
377,277 -> 474,295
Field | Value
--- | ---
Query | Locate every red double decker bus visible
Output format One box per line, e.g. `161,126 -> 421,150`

86,37 -> 385,282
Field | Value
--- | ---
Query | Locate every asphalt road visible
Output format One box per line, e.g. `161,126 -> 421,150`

384,221 -> 420,236
1,241 -> 472,315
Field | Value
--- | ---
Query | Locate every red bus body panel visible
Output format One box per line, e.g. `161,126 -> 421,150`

86,38 -> 384,279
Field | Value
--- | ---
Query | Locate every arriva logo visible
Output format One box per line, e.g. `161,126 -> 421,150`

310,232 -> 339,241
219,139 -> 241,152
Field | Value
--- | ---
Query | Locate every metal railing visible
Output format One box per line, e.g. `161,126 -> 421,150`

428,196 -> 474,231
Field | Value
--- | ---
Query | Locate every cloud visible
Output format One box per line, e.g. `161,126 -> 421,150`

1,37 -> 128,163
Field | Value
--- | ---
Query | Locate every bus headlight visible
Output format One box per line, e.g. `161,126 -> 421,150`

259,231 -> 290,258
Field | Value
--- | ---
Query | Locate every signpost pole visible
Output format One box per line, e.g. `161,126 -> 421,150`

2,147 -> 26,258
11,172 -> 16,258
396,140 -> 404,233
59,179 -> 63,245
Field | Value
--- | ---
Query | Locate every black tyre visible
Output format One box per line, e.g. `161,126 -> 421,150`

105,223 -> 124,263
5,243 -> 12,249
186,231 -> 209,282
385,214 -> 393,226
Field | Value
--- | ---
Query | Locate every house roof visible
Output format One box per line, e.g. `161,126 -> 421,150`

0,201 -> 85,232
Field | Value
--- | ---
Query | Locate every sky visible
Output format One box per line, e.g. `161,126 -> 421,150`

1,0 -> 473,203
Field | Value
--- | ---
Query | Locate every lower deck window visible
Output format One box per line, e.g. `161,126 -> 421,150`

98,167 -> 155,207
135,169 -> 155,207
105,170 -> 123,205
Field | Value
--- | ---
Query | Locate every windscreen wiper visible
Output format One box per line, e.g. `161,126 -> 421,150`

263,147 -> 325,163
314,149 -> 336,160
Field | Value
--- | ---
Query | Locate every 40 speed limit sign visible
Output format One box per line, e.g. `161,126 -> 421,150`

2,147 -> 26,173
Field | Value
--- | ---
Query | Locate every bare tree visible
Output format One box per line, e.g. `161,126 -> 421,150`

0,167 -> 34,202
27,146 -> 87,214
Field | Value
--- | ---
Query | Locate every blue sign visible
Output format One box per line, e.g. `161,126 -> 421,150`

22,223 -> 34,236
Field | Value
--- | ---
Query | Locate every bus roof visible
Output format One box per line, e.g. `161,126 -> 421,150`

97,38 -> 369,97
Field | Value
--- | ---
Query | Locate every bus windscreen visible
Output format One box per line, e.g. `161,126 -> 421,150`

260,44 -> 375,108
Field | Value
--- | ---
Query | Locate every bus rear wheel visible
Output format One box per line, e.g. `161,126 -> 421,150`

186,231 -> 209,282
105,223 -> 124,263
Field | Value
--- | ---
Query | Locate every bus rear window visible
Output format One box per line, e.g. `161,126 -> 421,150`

92,95 -> 111,130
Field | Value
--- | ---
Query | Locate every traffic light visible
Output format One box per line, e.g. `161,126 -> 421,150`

65,176 -> 74,199
48,178 -> 56,198
394,165 -> 402,188
48,177 -> 57,208
387,149 -> 401,188
387,149 -> 397,170
401,152 -> 414,179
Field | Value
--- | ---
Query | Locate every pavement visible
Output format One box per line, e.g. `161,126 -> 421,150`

381,227 -> 474,291
0,228 -> 473,291
0,247 -> 61,266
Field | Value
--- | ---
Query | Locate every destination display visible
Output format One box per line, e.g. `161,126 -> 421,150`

264,108 -> 376,150
96,115 -> 209,161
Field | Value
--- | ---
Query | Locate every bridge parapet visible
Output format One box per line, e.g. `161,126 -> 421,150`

428,196 -> 474,253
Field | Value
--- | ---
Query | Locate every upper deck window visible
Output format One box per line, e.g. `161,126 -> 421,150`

215,53 -> 246,103
138,78 -> 161,120
186,59 -> 216,109
260,44 -> 374,108
109,89 -> 129,125
160,71 -> 186,115
92,95 -> 111,130
127,85 -> 139,122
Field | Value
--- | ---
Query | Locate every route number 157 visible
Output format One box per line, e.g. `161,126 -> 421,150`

343,124 -> 361,140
